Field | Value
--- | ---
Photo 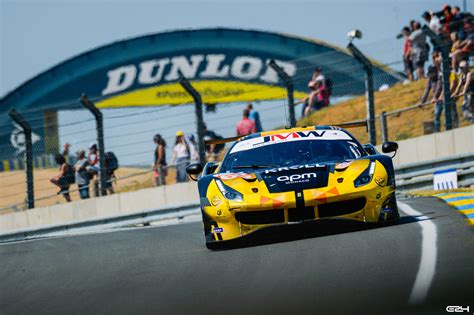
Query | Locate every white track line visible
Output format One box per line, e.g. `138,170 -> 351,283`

398,201 -> 438,305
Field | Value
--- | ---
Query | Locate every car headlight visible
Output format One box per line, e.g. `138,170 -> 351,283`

354,161 -> 376,188
215,179 -> 243,202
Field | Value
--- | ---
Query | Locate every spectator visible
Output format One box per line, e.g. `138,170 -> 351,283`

172,130 -> 190,183
418,66 -> 443,131
400,26 -> 414,81
453,60 -> 474,122
422,11 -> 442,34
62,143 -> 71,163
450,32 -> 463,70
437,68 -> 460,130
187,134 -> 200,163
450,6 -> 466,40
311,67 -> 325,84
246,103 -> 263,132
50,153 -> 74,202
303,78 -> 330,117
87,143 -> 100,197
203,123 -> 225,162
409,21 -> 428,80
236,109 -> 256,136
153,134 -> 167,186
74,149 -> 90,199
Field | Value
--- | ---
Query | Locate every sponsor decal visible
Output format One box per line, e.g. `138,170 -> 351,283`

277,172 -> 317,184
446,306 -> 470,313
230,130 -> 352,154
214,172 -> 256,180
211,195 -> 222,206
211,227 -> 224,234
335,161 -> 352,170
375,176 -> 386,187
265,164 -> 323,174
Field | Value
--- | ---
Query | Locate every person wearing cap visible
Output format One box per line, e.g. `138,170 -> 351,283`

153,134 -> 167,186
453,61 -> 474,122
172,130 -> 190,183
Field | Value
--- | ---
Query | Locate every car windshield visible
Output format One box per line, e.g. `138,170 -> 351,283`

220,137 -> 366,173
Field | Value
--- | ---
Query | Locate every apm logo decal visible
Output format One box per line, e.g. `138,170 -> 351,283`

277,173 -> 317,184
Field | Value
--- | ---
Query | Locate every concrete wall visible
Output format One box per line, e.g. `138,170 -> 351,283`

0,182 -> 199,234
381,125 -> 474,167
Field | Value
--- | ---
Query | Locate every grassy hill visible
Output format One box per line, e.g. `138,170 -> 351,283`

297,80 -> 469,144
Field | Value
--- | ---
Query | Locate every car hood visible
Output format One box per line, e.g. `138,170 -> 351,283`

213,160 -> 370,194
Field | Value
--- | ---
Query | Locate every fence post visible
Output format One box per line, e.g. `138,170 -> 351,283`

422,25 -> 453,131
268,60 -> 296,127
380,111 -> 388,143
179,76 -> 206,164
347,42 -> 377,145
8,109 -> 34,209
80,95 -> 107,196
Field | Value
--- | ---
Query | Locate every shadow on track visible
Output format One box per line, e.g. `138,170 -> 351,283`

209,214 -> 425,251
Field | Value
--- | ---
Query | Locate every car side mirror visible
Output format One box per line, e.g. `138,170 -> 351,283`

382,141 -> 398,158
186,163 -> 203,181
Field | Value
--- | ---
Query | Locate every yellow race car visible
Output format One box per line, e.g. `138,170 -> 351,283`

186,125 -> 399,249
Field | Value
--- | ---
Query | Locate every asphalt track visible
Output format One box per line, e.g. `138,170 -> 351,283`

0,197 -> 473,315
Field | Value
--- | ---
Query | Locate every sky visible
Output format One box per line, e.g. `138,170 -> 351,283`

0,0 -> 470,166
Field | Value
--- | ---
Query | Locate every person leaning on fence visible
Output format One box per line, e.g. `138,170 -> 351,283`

418,65 -> 442,132
172,130 -> 190,183
74,149 -> 90,199
153,134 -> 167,186
453,60 -> 474,122
50,153 -> 74,202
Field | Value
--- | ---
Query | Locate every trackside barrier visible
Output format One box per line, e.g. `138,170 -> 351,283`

395,154 -> 474,191
0,203 -> 200,243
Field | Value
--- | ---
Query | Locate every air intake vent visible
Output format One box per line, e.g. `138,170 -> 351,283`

235,209 -> 285,224
318,198 -> 366,218
288,206 -> 315,222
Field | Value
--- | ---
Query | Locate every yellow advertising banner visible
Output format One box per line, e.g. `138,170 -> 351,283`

97,80 -> 307,108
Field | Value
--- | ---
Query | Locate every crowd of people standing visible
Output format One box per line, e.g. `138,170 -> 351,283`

402,4 -> 474,127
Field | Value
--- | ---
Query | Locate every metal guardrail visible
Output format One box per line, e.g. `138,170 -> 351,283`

395,153 -> 474,191
0,203 -> 200,243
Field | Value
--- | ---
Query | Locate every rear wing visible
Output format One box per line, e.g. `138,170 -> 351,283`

205,135 -> 247,146
204,119 -> 368,146
331,119 -> 368,131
